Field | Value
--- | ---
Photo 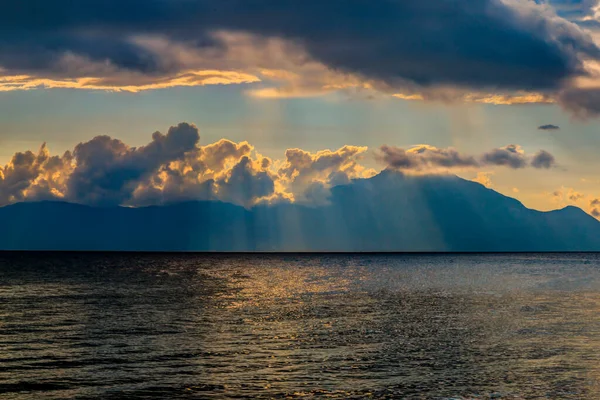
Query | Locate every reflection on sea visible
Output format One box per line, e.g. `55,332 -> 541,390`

2,253 -> 600,398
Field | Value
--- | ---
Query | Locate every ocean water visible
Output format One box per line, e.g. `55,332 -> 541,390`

2,254 -> 600,399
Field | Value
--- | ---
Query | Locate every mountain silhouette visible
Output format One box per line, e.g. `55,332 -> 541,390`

1,171 -> 598,251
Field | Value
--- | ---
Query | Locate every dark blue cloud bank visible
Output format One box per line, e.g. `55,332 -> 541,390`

3,1 -> 600,113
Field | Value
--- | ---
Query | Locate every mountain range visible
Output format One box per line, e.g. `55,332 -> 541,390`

1,170 -> 599,252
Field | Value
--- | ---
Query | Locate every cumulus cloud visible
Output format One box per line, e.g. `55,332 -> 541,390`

213,156 -> 275,207
67,123 -> 200,205
130,138 -> 273,207
0,0 -> 600,113
0,122 -> 377,208
0,144 -> 73,205
538,124 -> 561,130
278,145 -> 375,204
0,123 -> 564,208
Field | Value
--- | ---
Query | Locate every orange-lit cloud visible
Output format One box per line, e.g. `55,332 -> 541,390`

0,70 -> 260,92
393,91 -> 554,105
0,0 -> 599,117
0,123 -> 563,209
277,145 -> 376,203
472,172 -> 494,188
0,30 -> 570,107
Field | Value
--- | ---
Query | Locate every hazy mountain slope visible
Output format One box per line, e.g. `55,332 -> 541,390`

326,171 -> 600,251
1,171 -> 599,251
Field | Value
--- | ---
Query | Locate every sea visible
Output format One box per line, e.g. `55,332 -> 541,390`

2,253 -> 600,399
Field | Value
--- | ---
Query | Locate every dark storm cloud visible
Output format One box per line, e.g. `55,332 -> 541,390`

538,124 -> 561,130
0,0 -> 598,92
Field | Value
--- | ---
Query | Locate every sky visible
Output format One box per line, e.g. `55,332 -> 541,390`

2,0 -> 600,214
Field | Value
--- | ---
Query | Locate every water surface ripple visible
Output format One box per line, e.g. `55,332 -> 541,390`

2,253 -> 600,399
